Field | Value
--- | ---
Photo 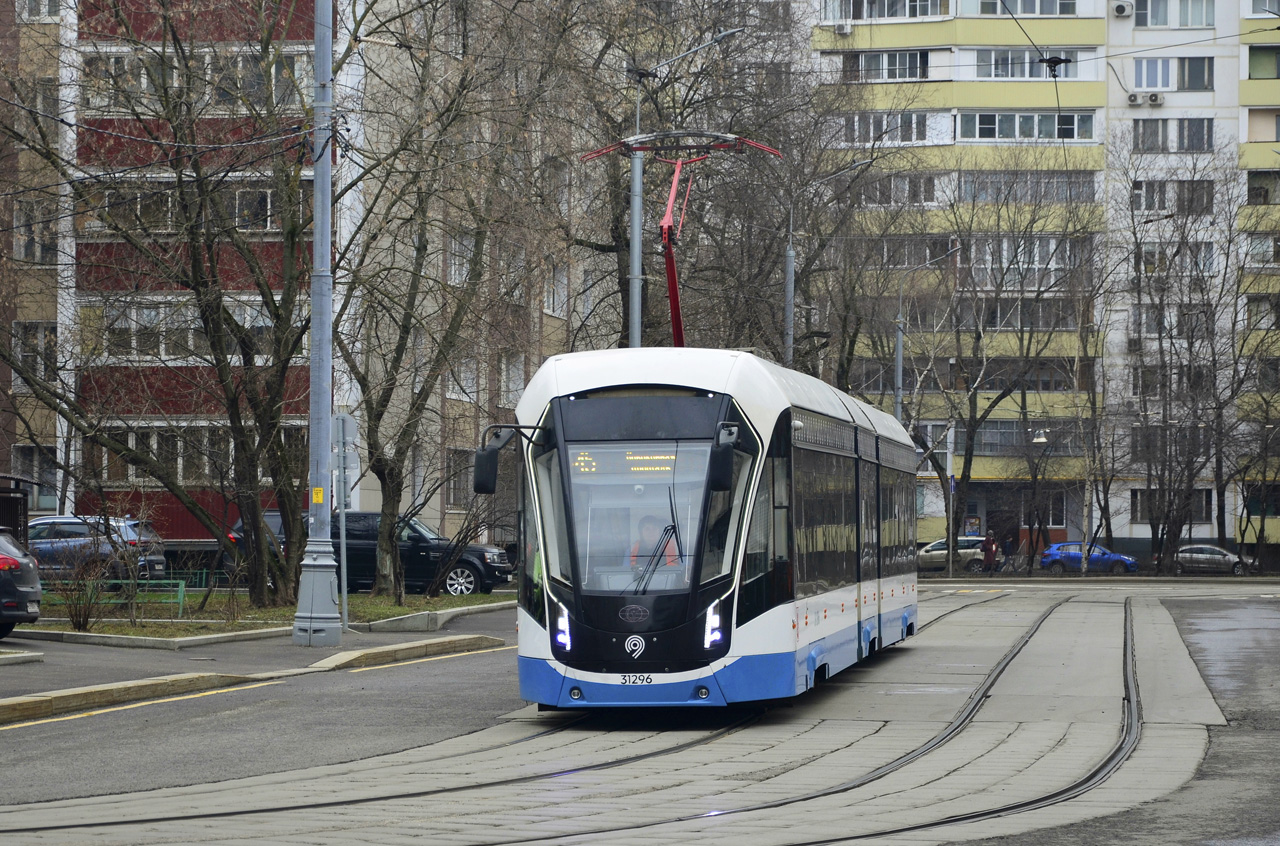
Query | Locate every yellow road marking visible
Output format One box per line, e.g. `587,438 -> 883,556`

0,681 -> 284,731
349,645 -> 516,673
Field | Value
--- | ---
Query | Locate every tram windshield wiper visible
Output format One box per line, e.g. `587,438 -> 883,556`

626,522 -> 676,595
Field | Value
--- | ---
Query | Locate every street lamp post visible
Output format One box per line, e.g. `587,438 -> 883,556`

625,28 -> 742,348
293,0 -> 341,646
784,160 -> 870,367
894,245 -> 958,421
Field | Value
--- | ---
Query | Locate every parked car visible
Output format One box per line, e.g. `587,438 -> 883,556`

918,537 -> 986,573
0,528 -> 41,639
1039,542 -> 1137,575
27,515 -> 166,581
223,510 -> 286,572
1168,544 -> 1257,576
228,511 -> 512,595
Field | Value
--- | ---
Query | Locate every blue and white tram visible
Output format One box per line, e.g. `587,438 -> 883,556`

475,348 -> 917,707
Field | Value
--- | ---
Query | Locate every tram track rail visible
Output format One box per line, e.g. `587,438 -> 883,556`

0,590 -> 1058,841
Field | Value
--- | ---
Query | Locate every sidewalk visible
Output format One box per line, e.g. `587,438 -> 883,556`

0,602 -> 515,726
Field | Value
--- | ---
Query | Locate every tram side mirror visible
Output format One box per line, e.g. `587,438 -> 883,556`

473,446 -> 500,495
709,425 -> 738,492
473,427 -> 518,495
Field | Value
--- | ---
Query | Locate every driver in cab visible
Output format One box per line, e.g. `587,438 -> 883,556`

627,515 -> 680,570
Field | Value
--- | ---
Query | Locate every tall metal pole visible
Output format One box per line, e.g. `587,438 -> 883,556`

629,150 -> 643,348
894,283 -> 904,422
293,0 -> 341,646
784,213 -> 795,367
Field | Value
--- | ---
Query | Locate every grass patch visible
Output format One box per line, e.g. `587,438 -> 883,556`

24,589 -> 513,637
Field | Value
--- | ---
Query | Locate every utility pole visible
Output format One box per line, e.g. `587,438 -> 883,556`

293,0 -> 341,646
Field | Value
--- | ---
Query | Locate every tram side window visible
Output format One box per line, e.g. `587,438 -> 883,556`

519,471 -> 546,625
533,449 -> 573,584
737,421 -> 794,625
794,448 -> 858,596
859,458 -> 879,582
699,450 -> 752,585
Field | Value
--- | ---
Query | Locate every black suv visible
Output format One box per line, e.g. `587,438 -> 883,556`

227,511 -> 511,595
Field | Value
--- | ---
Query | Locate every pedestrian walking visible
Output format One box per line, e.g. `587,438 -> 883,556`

981,531 -> 998,576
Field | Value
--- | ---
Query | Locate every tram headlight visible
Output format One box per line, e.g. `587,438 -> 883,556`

555,602 -> 572,651
704,600 -> 722,649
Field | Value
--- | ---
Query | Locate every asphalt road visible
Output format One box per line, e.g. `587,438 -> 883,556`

1,611 -> 525,806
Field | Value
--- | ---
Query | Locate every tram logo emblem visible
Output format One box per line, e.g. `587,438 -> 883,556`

625,635 -> 646,658
619,605 -> 649,624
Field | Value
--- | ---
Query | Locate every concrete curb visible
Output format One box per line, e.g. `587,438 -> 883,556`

354,600 -> 517,633
13,626 -> 293,650
306,634 -> 506,670
0,633 -> 504,726
0,672 -> 259,724
0,650 -> 42,666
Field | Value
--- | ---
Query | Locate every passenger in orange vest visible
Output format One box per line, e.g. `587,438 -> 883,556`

627,515 -> 679,569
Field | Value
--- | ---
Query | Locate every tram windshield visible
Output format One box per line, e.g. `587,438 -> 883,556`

561,440 -> 712,595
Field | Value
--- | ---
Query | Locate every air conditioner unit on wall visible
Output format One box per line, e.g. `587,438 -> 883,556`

1114,0 -> 1134,15
1147,92 -> 1165,105
834,21 -> 852,34
1127,92 -> 1143,105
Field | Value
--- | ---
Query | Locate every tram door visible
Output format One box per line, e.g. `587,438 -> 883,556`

858,456 -> 880,656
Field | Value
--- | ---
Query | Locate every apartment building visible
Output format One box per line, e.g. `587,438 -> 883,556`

813,0 -> 1280,559
1,0 -> 586,575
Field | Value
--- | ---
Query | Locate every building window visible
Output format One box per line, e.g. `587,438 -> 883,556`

446,357 -> 478,402
444,448 -> 473,508
1177,57 -> 1213,90
21,0 -> 59,19
544,264 -> 569,317
975,0 -> 1075,13
1133,119 -> 1168,152
843,111 -> 929,145
11,321 -> 57,392
499,352 -> 525,408
13,198 -> 57,264
1177,118 -> 1213,152
1131,180 -> 1167,211
1132,488 -> 1211,522
960,171 -> 1094,203
1135,0 -> 1169,25
1248,171 -> 1280,205
81,424 -> 242,487
1248,295 -> 1280,329
976,49 -> 1079,79
857,174 -> 938,206
447,232 -> 474,287
12,444 -> 57,511
1176,180 -> 1213,214
1131,302 -> 1166,335
1134,58 -> 1172,89
210,52 -> 304,109
1131,365 -> 1165,397
1254,0 -> 1279,12
842,51 -> 929,82
959,111 -> 1093,141
1248,233 -> 1280,264
1022,490 -> 1067,527
1179,0 -> 1213,26
824,0 -> 945,20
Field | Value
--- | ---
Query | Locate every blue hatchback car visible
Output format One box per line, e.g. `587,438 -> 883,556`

1039,542 -> 1137,575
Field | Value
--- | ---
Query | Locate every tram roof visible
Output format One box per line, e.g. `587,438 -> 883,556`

517,347 -> 913,449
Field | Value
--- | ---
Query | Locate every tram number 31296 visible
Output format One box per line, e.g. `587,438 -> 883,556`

620,674 -> 654,685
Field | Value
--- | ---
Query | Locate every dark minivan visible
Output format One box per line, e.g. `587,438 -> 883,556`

228,511 -> 511,595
